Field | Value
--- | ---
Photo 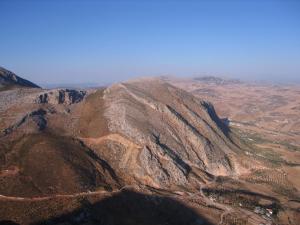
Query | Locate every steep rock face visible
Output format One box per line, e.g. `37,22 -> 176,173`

0,67 -> 40,90
36,89 -> 86,105
84,79 -> 245,189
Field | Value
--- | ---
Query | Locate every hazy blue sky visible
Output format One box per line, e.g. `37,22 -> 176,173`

1,0 -> 300,85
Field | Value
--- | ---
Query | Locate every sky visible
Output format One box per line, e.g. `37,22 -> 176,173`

0,0 -> 300,85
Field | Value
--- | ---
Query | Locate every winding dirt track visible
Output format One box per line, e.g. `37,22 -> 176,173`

0,186 -> 133,202
0,190 -> 108,202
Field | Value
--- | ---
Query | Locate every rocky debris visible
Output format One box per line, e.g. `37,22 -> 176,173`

36,89 -> 86,105
0,67 -> 40,89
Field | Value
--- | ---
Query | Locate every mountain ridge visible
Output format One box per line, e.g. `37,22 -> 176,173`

0,70 -> 298,225
0,67 -> 40,90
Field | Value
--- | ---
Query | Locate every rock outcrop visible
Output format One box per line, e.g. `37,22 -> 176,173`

36,89 -> 86,105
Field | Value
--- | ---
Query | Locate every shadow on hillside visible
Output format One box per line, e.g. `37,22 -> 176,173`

29,190 -> 213,225
0,221 -> 20,225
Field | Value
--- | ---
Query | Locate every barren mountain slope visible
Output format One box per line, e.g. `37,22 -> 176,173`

0,88 -> 120,197
0,75 -> 299,225
0,78 -> 253,196
98,79 -> 252,185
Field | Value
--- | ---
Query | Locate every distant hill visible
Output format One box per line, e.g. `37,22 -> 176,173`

0,67 -> 40,90
194,76 -> 242,85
